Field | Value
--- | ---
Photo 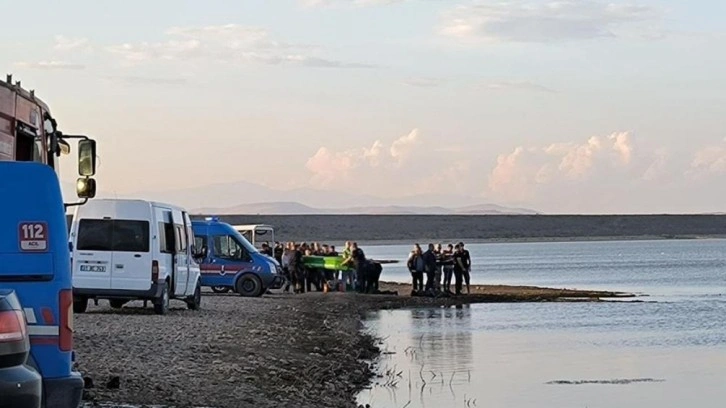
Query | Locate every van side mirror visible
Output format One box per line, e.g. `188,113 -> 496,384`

78,139 -> 96,176
76,177 -> 96,199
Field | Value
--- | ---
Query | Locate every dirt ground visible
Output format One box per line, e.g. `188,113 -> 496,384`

76,284 -> 632,408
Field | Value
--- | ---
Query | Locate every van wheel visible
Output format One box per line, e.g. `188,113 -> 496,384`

236,275 -> 263,297
109,300 -> 126,309
186,282 -> 202,310
211,286 -> 230,294
154,282 -> 170,315
73,297 -> 88,314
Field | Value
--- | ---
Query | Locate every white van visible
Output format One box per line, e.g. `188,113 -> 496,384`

68,199 -> 202,315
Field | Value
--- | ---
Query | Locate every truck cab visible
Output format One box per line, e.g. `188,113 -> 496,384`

192,218 -> 284,297
0,162 -> 85,408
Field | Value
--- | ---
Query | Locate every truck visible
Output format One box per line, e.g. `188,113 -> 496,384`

1,74 -> 98,408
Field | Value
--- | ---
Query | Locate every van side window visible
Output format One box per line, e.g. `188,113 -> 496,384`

78,219 -> 150,252
159,222 -> 176,253
212,235 -> 249,261
175,225 -> 186,253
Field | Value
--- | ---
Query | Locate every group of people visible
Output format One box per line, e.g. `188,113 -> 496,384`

407,242 -> 471,296
263,240 -> 380,294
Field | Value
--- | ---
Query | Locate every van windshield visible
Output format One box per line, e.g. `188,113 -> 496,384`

232,231 -> 259,254
77,219 -> 150,252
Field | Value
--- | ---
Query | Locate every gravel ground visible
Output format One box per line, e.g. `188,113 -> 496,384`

75,285 -> 631,408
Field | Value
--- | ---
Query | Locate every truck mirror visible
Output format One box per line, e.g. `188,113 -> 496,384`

78,139 -> 96,176
76,177 -> 96,199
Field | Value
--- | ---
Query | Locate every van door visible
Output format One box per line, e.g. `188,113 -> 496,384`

156,208 -> 175,293
109,219 -> 152,291
171,210 -> 189,297
73,219 -> 113,290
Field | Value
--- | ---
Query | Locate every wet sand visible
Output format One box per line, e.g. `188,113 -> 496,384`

76,285 -> 632,408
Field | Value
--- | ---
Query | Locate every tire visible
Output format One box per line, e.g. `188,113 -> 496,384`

154,282 -> 170,315
235,274 -> 263,297
73,297 -> 88,314
186,282 -> 202,310
211,286 -> 230,294
109,299 -> 126,309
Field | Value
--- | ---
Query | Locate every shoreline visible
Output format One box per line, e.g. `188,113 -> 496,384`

355,234 -> 726,246
76,285 -> 635,408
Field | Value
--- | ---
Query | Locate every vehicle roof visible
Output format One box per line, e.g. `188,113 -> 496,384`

232,224 -> 274,231
1,76 -> 51,114
76,198 -> 188,212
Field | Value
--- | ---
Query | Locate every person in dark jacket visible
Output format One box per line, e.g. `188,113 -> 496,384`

452,244 -> 466,295
441,244 -> 454,294
422,243 -> 438,293
288,244 -> 305,294
406,244 -> 425,294
459,241 -> 471,294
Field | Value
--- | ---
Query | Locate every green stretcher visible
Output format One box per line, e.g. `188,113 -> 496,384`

302,256 -> 354,271
302,256 -> 399,271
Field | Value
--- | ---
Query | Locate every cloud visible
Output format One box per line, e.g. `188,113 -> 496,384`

107,24 -> 371,68
54,35 -> 91,52
300,0 -> 407,7
305,128 -> 422,186
691,144 -> 726,174
489,131 -> 635,199
403,77 -> 443,88
103,76 -> 189,86
439,1 -> 658,43
13,61 -> 85,70
483,80 -> 556,93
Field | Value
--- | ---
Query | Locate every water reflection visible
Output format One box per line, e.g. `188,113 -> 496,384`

361,306 -> 476,408
359,303 -> 726,408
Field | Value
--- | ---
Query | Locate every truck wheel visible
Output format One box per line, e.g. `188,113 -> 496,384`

236,275 -> 263,297
154,282 -> 170,315
109,299 -> 126,309
73,297 -> 88,314
211,286 -> 230,294
186,282 -> 202,310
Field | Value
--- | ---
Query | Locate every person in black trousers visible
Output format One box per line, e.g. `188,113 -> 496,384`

453,244 -> 466,295
406,244 -> 425,294
459,241 -> 471,294
423,243 -> 438,293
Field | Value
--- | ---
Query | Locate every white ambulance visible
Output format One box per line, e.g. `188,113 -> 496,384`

68,199 -> 202,315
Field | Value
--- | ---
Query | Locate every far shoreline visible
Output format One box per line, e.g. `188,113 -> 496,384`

354,234 -> 726,247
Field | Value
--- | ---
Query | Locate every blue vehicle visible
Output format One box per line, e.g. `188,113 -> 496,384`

0,162 -> 92,408
191,217 -> 285,297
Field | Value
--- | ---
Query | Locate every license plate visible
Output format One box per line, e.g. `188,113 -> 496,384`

80,265 -> 106,272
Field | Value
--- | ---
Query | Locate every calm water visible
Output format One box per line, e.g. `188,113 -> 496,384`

358,239 -> 726,408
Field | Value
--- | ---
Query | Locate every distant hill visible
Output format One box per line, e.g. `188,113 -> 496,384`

192,201 -> 540,215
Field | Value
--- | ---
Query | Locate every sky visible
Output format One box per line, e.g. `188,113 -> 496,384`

2,0 -> 725,214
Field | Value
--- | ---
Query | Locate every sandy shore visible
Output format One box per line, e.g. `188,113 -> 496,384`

76,285 -> 634,408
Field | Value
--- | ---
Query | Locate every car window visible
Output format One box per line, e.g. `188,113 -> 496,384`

212,235 -> 249,261
78,219 -> 150,252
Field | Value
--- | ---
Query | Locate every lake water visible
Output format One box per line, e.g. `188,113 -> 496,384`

358,239 -> 726,408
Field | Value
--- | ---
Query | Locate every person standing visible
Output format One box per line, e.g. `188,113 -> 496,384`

459,242 -> 471,294
423,244 -> 438,294
453,244 -> 466,295
347,242 -> 367,293
289,243 -> 305,294
441,243 -> 454,294
433,243 -> 443,292
406,244 -> 425,295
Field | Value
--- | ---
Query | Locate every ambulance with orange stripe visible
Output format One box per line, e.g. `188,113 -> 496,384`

1,74 -> 98,407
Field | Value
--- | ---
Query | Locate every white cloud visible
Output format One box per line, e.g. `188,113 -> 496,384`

439,1 -> 658,43
54,35 -> 91,52
483,80 -> 556,93
489,131 -> 636,199
300,0 -> 407,7
305,128 -> 422,186
403,77 -> 443,88
13,61 -> 85,70
107,24 -> 372,68
691,145 -> 726,174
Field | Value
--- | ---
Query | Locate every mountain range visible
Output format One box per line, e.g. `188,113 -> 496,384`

62,180 -> 539,215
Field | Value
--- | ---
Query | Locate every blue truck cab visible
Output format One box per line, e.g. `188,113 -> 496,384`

191,217 -> 284,297
0,162 -> 84,408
